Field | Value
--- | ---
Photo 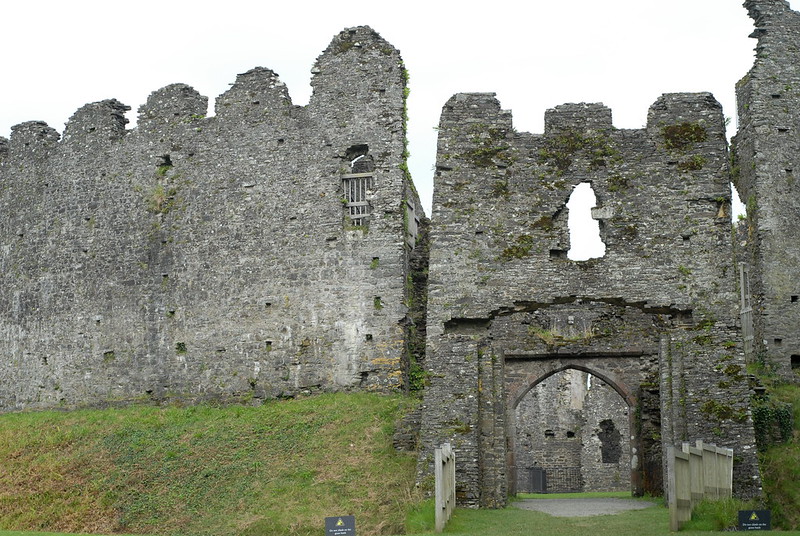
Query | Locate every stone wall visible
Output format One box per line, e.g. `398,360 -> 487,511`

513,369 -> 630,493
0,26 -> 425,411
418,90 -> 760,506
733,0 -> 800,375
1,0 -> 797,512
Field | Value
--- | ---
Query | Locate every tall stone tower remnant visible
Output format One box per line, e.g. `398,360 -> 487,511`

733,0 -> 800,375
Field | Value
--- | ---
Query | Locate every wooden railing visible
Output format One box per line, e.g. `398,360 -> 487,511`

667,440 -> 733,531
435,443 -> 456,533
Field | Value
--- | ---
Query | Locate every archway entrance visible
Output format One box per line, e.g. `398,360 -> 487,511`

512,368 -> 631,493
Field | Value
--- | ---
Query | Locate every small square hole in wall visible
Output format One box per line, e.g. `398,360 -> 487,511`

544,429 -> 555,438
365,334 -> 373,341
791,296 -> 798,303
265,341 -> 272,351
265,302 -> 272,309
774,338 -> 783,346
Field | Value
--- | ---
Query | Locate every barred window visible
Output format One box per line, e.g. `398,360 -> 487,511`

342,172 -> 374,227
341,147 -> 375,228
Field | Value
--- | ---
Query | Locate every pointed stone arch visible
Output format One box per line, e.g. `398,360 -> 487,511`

509,361 -> 637,411
506,356 -> 641,493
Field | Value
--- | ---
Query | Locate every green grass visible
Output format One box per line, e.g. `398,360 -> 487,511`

404,499 -> 800,536
759,382 -> 800,530
0,394 -> 419,536
2,385 -> 800,536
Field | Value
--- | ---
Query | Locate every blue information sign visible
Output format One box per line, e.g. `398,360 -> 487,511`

739,510 -> 771,531
325,515 -> 356,536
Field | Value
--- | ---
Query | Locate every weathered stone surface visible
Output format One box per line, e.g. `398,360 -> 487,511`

0,26 -> 425,411
733,0 -> 800,375
418,87 -> 760,506
2,0 -> 798,513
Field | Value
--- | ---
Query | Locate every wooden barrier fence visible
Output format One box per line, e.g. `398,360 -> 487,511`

667,440 -> 733,531
435,443 -> 456,533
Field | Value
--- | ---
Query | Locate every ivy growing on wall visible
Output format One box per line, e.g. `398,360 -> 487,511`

752,396 -> 794,451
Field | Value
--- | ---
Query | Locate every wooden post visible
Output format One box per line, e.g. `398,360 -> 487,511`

435,443 -> 456,533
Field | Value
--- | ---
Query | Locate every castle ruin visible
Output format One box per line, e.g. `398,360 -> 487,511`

1,0 -> 798,507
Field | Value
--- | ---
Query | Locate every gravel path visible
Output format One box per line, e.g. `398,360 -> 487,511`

515,497 -> 657,517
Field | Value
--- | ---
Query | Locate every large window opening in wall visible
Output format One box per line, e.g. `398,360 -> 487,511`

567,182 -> 605,261
342,145 -> 375,228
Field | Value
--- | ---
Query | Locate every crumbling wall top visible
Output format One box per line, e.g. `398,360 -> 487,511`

62,99 -> 130,146
7,121 -> 60,161
745,0 -> 793,26
646,92 -> 726,141
544,103 -> 612,133
215,67 -> 293,124
137,83 -> 208,132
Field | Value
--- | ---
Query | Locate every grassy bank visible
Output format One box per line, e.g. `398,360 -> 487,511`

1,385 -> 799,536
0,394 -> 418,536
759,382 -> 800,529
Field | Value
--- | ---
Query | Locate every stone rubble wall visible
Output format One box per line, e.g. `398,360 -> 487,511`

0,26 -> 425,411
733,0 -> 800,375
419,89 -> 760,506
1,0 -> 797,510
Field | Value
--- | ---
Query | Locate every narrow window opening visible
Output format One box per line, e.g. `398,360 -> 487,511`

792,355 -> 800,370
791,296 -> 798,303
544,429 -> 555,438
342,145 -> 374,228
598,419 -> 622,463
731,183 -> 746,222
567,182 -> 606,260
405,199 -> 420,249
265,341 -> 273,351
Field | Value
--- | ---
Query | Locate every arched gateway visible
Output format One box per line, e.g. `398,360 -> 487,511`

508,360 -> 640,496
417,92 -> 761,507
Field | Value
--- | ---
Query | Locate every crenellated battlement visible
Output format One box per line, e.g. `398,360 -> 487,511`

0,25 -> 421,413
0,25 -> 404,165
2,2 -> 800,511
62,99 -> 130,147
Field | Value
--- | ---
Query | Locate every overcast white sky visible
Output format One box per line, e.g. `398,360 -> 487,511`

1,0 -> 793,246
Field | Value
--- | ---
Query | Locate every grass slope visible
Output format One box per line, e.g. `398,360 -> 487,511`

759,383 -> 800,529
1,386 -> 799,536
0,394 -> 418,536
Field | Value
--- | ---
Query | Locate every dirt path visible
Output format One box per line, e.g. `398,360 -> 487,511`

515,497 -> 657,517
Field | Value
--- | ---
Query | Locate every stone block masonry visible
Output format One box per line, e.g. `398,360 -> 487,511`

1,0 -> 798,512
0,26 -> 426,410
418,89 -> 760,506
733,0 -> 800,375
